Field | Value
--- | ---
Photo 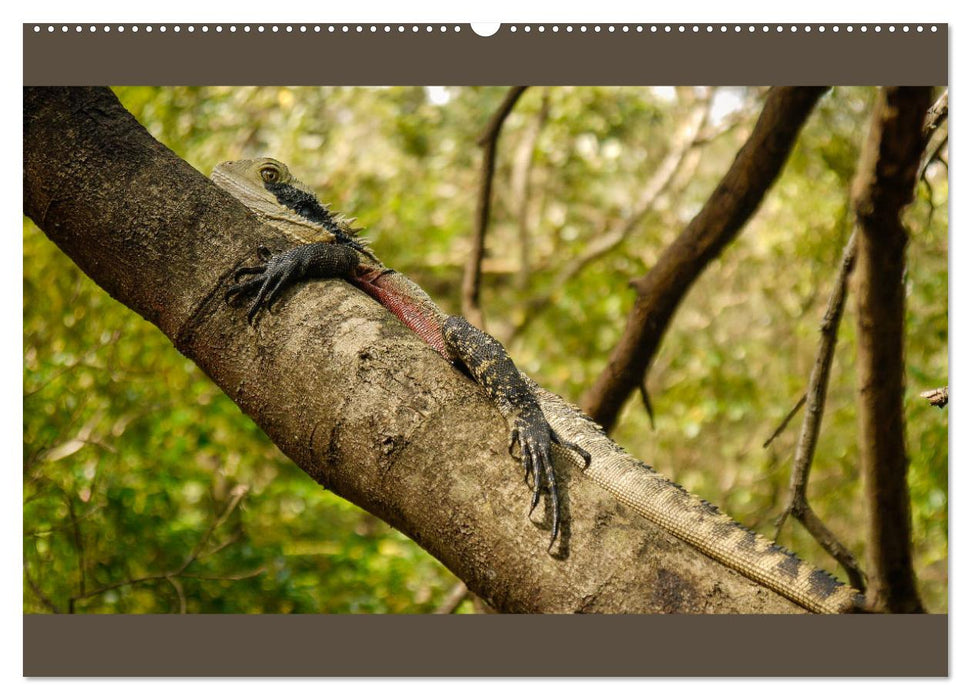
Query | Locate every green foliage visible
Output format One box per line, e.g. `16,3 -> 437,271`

24,86 -> 947,613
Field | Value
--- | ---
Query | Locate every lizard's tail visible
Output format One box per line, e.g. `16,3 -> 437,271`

536,387 -> 864,614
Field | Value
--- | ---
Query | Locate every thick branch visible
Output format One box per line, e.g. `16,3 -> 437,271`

582,86 -> 828,432
24,86 -> 805,614
851,86 -> 931,613
461,86 -> 528,329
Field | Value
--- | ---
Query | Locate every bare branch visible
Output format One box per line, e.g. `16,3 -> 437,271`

762,393 -> 807,449
582,87 -> 828,431
920,386 -> 948,408
786,504 -> 866,591
461,86 -> 529,329
773,231 -> 865,589
922,89 -> 948,139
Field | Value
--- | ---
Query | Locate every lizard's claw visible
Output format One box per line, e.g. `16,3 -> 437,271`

225,247 -> 306,324
508,413 -> 567,551
225,242 -> 358,325
552,435 -> 591,470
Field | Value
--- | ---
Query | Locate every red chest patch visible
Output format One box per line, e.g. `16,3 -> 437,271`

351,270 -> 450,359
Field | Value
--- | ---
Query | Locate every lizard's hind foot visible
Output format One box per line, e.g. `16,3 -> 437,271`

509,413 -> 591,552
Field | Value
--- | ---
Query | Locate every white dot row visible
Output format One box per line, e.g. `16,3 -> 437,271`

32,25 -> 465,34
31,24 -> 940,35
508,24 -> 938,34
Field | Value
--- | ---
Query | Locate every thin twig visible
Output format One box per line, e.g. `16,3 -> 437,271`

200,531 -> 244,559
461,86 -> 528,329
920,134 -> 949,179
177,568 -> 266,582
919,133 -> 949,234
763,393 -> 807,449
178,484 -> 249,571
917,90 -> 949,226
23,330 -> 122,398
166,575 -> 187,614
916,94 -> 949,410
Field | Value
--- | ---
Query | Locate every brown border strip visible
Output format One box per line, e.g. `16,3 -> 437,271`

24,614 -> 947,676
23,23 -> 947,85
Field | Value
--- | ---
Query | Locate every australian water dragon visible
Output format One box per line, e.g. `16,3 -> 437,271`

214,157 -> 864,614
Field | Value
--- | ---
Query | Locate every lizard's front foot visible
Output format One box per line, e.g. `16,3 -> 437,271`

225,242 -> 358,324
508,411 -> 591,551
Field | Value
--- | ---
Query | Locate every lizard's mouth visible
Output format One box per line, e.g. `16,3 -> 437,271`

349,266 -> 450,358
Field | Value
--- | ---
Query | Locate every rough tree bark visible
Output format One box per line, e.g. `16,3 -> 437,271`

24,86 -> 806,613
581,86 -> 827,432
851,86 -> 932,613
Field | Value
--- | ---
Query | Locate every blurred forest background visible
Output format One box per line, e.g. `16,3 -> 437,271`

23,86 -> 948,613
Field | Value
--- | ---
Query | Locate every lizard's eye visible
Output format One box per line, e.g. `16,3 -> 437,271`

259,165 -> 280,183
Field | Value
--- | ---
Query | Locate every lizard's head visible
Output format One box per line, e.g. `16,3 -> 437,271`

212,157 -> 381,264
211,158 -> 314,215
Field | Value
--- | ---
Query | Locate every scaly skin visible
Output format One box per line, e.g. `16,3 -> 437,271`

214,157 -> 863,613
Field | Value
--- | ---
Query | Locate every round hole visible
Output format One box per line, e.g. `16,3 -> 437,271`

470,23 -> 500,37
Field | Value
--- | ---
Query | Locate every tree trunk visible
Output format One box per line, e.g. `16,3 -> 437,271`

851,86 -> 931,613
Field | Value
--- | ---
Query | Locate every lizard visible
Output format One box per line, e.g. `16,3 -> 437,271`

214,157 -> 864,614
